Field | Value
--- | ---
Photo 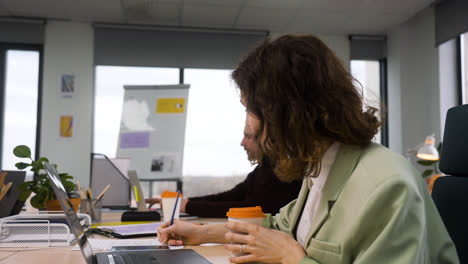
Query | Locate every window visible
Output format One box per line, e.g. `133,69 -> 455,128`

182,69 -> 252,177
93,66 -> 179,157
461,33 -> 468,104
351,60 -> 385,145
1,49 -> 40,169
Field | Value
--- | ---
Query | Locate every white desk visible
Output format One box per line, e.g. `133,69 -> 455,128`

0,212 -> 231,264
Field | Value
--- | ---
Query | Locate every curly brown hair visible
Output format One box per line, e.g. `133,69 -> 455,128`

232,34 -> 382,182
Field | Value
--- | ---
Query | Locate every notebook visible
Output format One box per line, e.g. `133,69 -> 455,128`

93,223 -> 160,239
43,161 -> 212,264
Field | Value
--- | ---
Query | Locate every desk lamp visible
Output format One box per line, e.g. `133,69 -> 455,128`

416,134 -> 440,161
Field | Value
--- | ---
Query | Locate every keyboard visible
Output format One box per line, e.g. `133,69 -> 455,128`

112,253 -> 161,264
72,238 -> 183,251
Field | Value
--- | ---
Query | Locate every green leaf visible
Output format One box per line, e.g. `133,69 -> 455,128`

417,160 -> 437,166
59,173 -> 73,180
15,162 -> 31,170
18,190 -> 32,201
36,157 -> 49,165
63,180 -> 75,193
13,145 -> 31,158
17,181 -> 33,191
422,169 -> 433,178
30,194 -> 46,209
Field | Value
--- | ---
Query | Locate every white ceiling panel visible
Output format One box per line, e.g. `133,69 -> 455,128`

183,0 -> 244,7
236,7 -> 296,31
245,0 -> 303,9
127,2 -> 180,25
288,9 -> 352,34
0,1 -> 10,16
183,4 -> 238,28
64,0 -> 123,22
301,0 -> 366,11
0,0 -> 435,35
362,0 -> 432,13
2,0 -> 67,18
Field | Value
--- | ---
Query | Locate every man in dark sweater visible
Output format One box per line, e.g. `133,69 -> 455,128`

146,117 -> 302,217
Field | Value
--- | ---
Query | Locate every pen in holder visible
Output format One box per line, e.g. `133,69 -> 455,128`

80,198 -> 102,223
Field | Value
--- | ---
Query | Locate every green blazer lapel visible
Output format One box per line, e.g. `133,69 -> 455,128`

289,178 -> 311,235
303,144 -> 364,244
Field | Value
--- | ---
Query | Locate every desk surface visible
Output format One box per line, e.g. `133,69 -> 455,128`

0,212 -> 231,264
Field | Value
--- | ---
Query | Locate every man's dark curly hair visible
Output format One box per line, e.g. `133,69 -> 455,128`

232,34 -> 382,182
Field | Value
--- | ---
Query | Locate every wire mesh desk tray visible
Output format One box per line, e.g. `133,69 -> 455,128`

0,212 -> 91,247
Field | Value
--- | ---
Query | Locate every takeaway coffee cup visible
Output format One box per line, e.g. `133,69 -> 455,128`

226,206 -> 266,257
161,191 -> 182,222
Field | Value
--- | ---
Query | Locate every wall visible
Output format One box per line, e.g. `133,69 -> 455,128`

40,21 -> 94,185
387,7 -> 441,155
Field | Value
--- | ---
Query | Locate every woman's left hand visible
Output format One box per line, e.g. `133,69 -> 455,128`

224,221 -> 306,264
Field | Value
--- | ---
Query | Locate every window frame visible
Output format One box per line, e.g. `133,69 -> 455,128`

0,43 -> 43,167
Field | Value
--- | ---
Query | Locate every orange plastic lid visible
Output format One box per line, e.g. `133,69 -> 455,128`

161,191 -> 182,198
226,206 -> 266,218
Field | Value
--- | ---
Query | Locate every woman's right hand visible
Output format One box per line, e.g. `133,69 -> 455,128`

157,220 -> 202,246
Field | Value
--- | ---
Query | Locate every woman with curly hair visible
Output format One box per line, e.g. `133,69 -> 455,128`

157,34 -> 458,264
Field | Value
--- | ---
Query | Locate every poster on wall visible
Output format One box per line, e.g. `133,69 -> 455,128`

61,74 -> 75,98
60,115 -> 73,138
156,98 -> 185,113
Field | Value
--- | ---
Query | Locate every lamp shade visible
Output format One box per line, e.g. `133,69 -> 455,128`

417,135 -> 439,161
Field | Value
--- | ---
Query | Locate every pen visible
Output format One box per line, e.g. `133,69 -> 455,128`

169,190 -> 181,226
87,186 -> 93,199
76,180 -> 83,199
96,184 -> 111,200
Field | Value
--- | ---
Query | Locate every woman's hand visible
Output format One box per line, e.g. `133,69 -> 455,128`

145,197 -> 161,208
157,220 -> 203,245
224,221 -> 306,264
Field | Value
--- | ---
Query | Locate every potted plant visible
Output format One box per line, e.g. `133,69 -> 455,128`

13,145 -> 80,211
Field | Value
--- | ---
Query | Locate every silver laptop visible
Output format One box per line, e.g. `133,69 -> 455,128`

43,161 -> 212,264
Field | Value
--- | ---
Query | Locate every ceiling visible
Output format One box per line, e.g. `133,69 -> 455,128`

0,0 -> 435,35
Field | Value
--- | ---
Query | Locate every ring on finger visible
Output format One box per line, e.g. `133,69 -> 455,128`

240,244 -> 244,253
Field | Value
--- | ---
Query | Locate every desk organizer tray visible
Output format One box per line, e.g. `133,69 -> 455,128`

0,212 -> 91,247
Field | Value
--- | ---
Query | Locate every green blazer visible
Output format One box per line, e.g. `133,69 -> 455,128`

263,143 -> 458,263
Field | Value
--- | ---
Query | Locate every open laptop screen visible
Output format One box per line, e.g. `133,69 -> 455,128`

43,161 -> 94,264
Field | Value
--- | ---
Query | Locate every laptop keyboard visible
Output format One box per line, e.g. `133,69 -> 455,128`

112,253 -> 161,264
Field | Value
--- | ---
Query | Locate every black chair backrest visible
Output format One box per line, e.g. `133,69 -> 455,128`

432,104 -> 468,263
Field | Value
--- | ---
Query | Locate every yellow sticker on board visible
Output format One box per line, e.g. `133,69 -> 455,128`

60,116 -> 73,137
156,98 -> 185,113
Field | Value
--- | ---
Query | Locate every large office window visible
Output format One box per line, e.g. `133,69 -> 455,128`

94,67 -> 252,178
461,33 -> 468,104
0,49 -> 40,169
351,60 -> 384,144
93,66 -> 179,157
182,69 -> 252,178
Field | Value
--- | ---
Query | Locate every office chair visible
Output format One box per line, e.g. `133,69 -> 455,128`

432,104 -> 468,263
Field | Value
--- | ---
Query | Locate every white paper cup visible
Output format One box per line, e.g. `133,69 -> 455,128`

226,206 -> 266,257
161,191 -> 182,222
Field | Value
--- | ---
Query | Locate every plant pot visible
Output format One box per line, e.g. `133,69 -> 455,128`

426,173 -> 442,194
45,197 -> 81,213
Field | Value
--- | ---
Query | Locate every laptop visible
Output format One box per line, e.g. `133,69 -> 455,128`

43,161 -> 212,264
0,171 -> 26,218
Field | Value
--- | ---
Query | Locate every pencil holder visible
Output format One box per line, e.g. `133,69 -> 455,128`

80,199 -> 102,223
